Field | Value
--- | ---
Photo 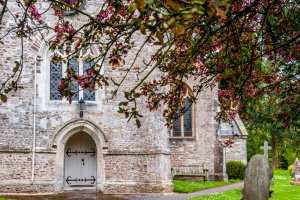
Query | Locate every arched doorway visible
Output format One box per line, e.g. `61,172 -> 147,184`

64,132 -> 97,187
51,119 -> 108,192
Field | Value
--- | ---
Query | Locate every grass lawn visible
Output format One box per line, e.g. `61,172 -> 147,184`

270,170 -> 300,199
186,170 -> 300,200
173,179 -> 242,193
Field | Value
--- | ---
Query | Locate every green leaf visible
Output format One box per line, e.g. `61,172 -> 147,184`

13,66 -> 19,73
171,25 -> 185,36
14,61 -> 20,67
153,42 -> 162,45
0,94 -> 7,102
118,109 -> 123,113
128,3 -> 138,13
132,18 -> 142,23
156,31 -> 164,45
137,0 -> 145,9
140,23 -> 146,35
167,17 -> 176,28
145,0 -> 154,5
232,100 -> 239,108
4,88 -> 12,94
223,68 -> 230,79
124,92 -> 130,99
166,0 -> 182,11
119,101 -> 129,106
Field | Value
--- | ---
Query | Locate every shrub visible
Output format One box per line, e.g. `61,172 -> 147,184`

226,160 -> 246,180
288,165 -> 293,175
278,156 -> 289,170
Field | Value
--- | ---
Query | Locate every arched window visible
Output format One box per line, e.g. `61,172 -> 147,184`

50,42 -> 96,101
171,85 -> 194,138
56,0 -> 86,15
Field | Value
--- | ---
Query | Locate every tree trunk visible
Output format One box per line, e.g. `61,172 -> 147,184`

271,135 -> 278,169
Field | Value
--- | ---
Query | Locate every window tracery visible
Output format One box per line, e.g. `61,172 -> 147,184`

49,41 -> 96,101
170,85 -> 194,138
56,0 -> 86,15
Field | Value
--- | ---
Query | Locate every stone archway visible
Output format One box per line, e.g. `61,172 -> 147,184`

51,119 -> 107,192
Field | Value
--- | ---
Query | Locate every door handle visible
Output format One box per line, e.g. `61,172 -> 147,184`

82,159 -> 85,165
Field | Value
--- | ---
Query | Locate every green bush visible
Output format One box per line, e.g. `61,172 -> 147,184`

278,156 -> 289,170
226,160 -> 246,180
288,165 -> 293,175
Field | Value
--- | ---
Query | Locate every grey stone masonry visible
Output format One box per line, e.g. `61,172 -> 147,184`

0,0 -> 248,194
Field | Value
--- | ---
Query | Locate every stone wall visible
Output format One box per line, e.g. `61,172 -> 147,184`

224,138 -> 247,164
169,85 -> 221,180
0,0 -> 173,194
0,0 -> 248,194
103,153 -> 173,194
0,152 -> 55,193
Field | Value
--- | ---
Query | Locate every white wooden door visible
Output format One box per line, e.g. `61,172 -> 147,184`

65,133 -> 97,187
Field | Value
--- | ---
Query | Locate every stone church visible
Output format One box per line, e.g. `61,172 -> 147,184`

0,0 -> 247,194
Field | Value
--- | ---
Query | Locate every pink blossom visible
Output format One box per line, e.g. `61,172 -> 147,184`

86,70 -> 93,76
28,5 -> 43,24
218,90 -> 223,96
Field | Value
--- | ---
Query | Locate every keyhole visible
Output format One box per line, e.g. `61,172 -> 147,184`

82,159 -> 84,166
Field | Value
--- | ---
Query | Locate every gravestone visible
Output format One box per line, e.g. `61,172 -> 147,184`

260,141 -> 274,187
290,157 -> 300,186
242,155 -> 272,200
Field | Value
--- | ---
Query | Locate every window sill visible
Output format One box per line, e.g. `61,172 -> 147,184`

169,137 -> 196,141
40,99 -> 103,111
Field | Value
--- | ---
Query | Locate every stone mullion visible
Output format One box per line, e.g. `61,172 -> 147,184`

181,115 -> 184,137
62,61 -> 68,102
79,59 -> 84,100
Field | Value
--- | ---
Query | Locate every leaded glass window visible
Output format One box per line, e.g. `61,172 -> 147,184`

170,85 -> 194,138
172,117 -> 181,136
68,58 -> 79,101
50,61 -> 62,100
83,58 -> 95,101
183,99 -> 193,136
57,0 -> 86,15
49,43 -> 97,102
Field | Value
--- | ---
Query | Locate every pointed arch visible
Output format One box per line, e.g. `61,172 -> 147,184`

52,119 -> 107,192
51,118 -> 108,148
170,83 -> 195,138
37,34 -> 105,111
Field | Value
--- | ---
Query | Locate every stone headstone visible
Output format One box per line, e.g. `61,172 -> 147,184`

242,155 -> 272,200
290,157 -> 300,186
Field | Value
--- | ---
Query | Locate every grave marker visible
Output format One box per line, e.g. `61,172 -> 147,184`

290,157 -> 300,186
242,155 -> 272,200
260,141 -> 272,159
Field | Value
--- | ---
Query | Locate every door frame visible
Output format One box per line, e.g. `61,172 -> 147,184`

64,132 -> 97,187
51,119 -> 108,192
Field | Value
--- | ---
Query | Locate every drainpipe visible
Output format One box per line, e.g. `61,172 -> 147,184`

31,56 -> 39,183
31,57 -> 37,183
